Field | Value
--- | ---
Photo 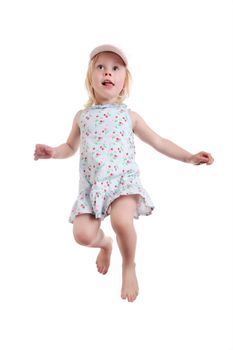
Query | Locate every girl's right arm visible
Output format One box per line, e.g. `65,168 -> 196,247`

34,111 -> 81,160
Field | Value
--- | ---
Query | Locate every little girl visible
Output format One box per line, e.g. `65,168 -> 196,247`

34,44 -> 214,302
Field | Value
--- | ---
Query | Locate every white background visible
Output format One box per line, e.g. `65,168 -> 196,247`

0,0 -> 232,349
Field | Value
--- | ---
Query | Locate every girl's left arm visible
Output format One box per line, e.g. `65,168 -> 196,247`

131,111 -> 214,165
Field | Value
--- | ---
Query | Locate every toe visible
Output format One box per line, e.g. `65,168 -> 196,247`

131,294 -> 136,302
121,292 -> 126,300
128,294 -> 133,302
102,267 -> 108,274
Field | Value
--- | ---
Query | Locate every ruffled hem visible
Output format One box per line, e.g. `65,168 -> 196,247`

69,177 -> 155,223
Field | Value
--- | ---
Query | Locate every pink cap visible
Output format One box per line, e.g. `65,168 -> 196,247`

90,44 -> 128,66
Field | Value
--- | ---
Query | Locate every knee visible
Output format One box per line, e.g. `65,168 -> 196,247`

73,228 -> 95,246
111,217 -> 134,235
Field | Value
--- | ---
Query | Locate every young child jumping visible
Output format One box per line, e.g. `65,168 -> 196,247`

34,44 -> 214,302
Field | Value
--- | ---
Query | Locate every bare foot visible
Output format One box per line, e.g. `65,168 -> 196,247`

121,263 -> 139,302
96,237 -> 113,275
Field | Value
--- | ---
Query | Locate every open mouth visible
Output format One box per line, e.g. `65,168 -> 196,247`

102,80 -> 115,86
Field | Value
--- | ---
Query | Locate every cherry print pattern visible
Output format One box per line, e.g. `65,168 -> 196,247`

69,103 -> 155,222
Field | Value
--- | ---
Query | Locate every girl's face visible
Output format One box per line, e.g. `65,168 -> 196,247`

91,52 -> 126,104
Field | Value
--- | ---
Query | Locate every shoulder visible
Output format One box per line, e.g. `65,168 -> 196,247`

74,109 -> 84,127
127,109 -> 140,132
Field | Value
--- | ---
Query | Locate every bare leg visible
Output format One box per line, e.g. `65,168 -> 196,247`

94,229 -> 113,275
110,195 -> 140,302
116,225 -> 139,302
73,214 -> 113,274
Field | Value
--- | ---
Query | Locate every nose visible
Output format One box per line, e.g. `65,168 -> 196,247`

104,72 -> 112,76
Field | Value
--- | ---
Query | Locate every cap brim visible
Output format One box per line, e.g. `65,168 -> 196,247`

90,44 -> 128,66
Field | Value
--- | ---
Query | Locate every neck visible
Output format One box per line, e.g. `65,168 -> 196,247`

95,97 -> 119,105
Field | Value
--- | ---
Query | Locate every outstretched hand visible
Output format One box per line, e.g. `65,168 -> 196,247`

34,144 -> 55,160
189,151 -> 214,165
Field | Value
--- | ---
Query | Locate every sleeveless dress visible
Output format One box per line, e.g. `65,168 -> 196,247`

69,103 -> 155,223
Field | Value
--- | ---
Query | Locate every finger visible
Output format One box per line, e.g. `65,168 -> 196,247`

36,144 -> 45,151
36,150 -> 47,156
194,158 -> 206,165
35,155 -> 51,159
200,158 -> 208,163
201,152 -> 210,159
36,146 -> 50,155
36,144 -> 48,152
200,154 -> 211,163
207,156 -> 214,165
198,154 -> 214,165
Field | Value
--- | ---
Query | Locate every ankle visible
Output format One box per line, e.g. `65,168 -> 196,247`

122,261 -> 136,268
102,236 -> 112,250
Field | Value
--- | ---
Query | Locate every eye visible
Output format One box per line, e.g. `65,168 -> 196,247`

97,64 -> 104,70
113,66 -> 119,71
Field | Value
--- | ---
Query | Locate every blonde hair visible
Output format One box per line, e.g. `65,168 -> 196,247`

84,53 -> 132,107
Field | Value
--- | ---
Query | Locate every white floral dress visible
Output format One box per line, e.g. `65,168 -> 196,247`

69,103 -> 155,223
